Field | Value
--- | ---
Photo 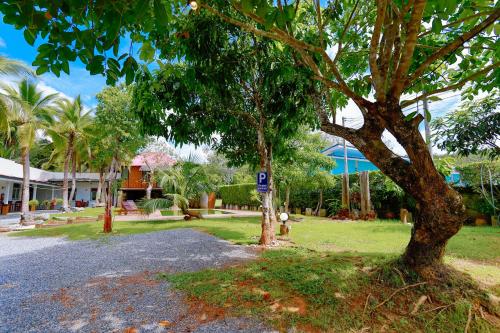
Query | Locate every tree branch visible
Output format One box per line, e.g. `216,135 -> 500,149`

369,0 -> 387,100
390,0 -> 426,98
418,9 -> 497,38
401,62 -> 499,107
333,0 -> 360,64
407,9 -> 500,87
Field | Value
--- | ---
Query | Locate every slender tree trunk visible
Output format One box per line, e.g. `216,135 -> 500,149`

20,147 -> 30,221
314,189 -> 323,216
320,103 -> 466,277
266,145 -> 278,236
257,124 -> 276,246
284,186 -> 290,213
103,157 -> 117,233
69,151 -> 77,202
101,177 -> 108,206
96,168 -> 104,205
62,135 -> 74,212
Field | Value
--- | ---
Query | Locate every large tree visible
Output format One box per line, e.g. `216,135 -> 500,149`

185,0 -> 499,277
134,14 -> 316,245
0,79 -> 57,218
3,0 -> 498,276
46,96 -> 93,211
93,85 -> 145,232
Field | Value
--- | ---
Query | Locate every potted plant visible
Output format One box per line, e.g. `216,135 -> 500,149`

28,199 -> 39,211
55,198 -> 63,210
42,200 -> 51,210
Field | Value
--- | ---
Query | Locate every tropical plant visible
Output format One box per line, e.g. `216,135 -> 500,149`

432,93 -> 500,160
4,0 -> 498,275
0,79 -> 57,216
0,55 -> 33,126
140,160 -> 213,217
46,96 -> 93,211
93,85 -> 146,232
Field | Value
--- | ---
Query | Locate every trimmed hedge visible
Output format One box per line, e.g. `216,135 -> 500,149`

219,183 -> 260,206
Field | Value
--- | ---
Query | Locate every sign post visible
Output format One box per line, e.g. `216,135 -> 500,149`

257,172 -> 268,193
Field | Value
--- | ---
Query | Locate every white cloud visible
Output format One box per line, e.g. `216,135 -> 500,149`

0,37 -> 6,48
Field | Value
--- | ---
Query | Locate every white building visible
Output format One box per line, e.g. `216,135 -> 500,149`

0,157 -> 101,212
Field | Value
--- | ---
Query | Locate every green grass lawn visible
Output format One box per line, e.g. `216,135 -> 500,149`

15,210 -> 499,263
50,207 -> 105,218
12,209 -> 500,331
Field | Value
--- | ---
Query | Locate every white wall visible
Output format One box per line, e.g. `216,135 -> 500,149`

73,181 -> 100,203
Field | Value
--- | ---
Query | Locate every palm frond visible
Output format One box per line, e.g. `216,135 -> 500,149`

0,56 -> 34,77
138,198 -> 173,214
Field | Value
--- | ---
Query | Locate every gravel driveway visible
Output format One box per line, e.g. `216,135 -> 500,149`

0,229 -> 273,333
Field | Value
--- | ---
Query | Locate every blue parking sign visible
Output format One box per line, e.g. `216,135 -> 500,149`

257,172 -> 268,192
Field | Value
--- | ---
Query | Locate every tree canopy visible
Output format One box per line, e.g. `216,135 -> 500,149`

432,93 -> 500,159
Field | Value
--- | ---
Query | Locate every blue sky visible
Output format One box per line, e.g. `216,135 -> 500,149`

0,21 -> 107,107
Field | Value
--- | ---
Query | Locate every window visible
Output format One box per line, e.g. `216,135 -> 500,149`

12,183 -> 20,201
91,188 -> 98,201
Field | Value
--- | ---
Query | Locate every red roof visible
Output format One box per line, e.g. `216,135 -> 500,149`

131,152 -> 176,170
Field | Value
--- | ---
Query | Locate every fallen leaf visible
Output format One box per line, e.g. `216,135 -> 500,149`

270,303 -> 280,312
159,320 -> 171,327
283,306 -> 300,313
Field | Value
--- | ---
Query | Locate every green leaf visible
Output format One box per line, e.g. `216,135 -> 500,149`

431,18 -> 442,33
425,108 -> 431,122
61,61 -> 70,75
427,96 -> 442,102
241,0 -> 253,13
35,65 -> 49,75
139,42 -> 155,62
154,0 -> 169,27
23,29 -> 36,46
284,5 -> 295,21
404,111 -> 418,121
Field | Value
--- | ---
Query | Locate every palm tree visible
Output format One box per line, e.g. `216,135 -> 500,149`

0,79 -> 57,217
140,159 -> 213,219
47,96 -> 93,211
0,56 -> 33,143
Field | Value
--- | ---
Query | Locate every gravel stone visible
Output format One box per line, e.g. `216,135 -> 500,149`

0,229 -> 272,332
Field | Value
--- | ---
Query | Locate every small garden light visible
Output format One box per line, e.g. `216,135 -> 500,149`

189,0 -> 198,10
279,212 -> 289,224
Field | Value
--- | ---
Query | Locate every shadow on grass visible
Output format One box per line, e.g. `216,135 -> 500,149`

161,249 -> 498,333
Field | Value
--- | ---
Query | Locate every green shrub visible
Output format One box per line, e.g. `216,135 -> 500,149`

219,183 -> 260,206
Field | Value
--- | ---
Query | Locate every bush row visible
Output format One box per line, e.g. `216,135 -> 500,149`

219,183 -> 260,206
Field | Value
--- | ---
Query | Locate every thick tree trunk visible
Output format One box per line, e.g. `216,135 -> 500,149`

62,136 -> 74,212
319,103 -> 466,277
20,147 -> 30,219
69,151 -> 77,202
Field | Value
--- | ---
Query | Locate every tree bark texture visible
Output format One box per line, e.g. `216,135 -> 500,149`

320,103 -> 466,276
103,157 -> 117,233
284,186 -> 290,213
69,151 -> 77,202
96,168 -> 104,205
62,135 -> 74,212
257,124 -> 276,246
20,147 -> 30,217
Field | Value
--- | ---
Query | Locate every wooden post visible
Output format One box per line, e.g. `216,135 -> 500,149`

341,117 -> 350,211
359,171 -> 371,218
